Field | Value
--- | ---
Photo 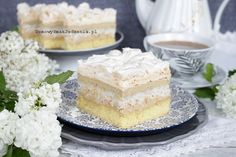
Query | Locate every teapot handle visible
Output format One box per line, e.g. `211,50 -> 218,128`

213,0 -> 230,33
135,0 -> 155,29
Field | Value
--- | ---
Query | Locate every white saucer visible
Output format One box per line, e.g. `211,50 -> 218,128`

172,65 -> 227,89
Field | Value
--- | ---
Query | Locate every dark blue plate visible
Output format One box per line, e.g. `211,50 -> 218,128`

57,80 -> 200,137
60,100 -> 207,150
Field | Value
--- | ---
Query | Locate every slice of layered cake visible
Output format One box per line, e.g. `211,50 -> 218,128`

77,48 -> 171,128
17,2 -> 117,50
64,3 -> 116,50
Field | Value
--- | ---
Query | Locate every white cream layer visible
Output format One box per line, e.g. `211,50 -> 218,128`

65,28 -> 115,41
19,24 -> 37,33
37,26 -> 66,38
78,48 -> 171,90
79,81 -> 171,113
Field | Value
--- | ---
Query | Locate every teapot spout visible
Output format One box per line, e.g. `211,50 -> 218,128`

135,0 -> 154,29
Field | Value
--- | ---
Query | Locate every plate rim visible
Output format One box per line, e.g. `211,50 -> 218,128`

60,101 -> 208,149
58,92 -> 198,134
39,30 -> 124,55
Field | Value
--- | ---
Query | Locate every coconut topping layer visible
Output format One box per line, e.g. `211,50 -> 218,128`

17,2 -> 116,26
64,3 -> 116,26
78,48 -> 171,90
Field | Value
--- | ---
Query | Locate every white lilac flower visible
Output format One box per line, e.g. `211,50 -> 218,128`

15,83 -> 62,116
0,31 -> 24,55
14,92 -> 38,117
2,52 -> 58,92
216,73 -> 236,118
0,110 -> 18,146
31,83 -> 62,112
14,110 -> 62,157
23,39 -> 40,52
0,31 -> 58,92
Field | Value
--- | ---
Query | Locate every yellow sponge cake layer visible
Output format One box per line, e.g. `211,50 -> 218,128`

40,37 -> 64,49
65,36 -> 115,50
78,96 -> 171,129
93,36 -> 115,48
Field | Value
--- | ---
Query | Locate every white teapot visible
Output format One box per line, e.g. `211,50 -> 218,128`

136,0 -> 230,36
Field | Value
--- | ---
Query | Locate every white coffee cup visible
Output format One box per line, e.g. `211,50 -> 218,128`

144,33 -> 215,74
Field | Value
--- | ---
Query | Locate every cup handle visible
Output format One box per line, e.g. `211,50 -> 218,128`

143,37 -> 149,51
213,0 -> 230,34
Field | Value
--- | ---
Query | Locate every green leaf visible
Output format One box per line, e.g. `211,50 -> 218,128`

4,101 -> 16,112
0,89 -> 17,112
0,71 -> 6,91
2,90 -> 18,101
0,105 -> 4,112
0,71 -> 17,112
3,145 -> 30,157
194,86 -> 218,100
10,26 -> 19,32
3,145 -> 13,157
12,147 -> 30,157
202,63 -> 215,82
43,70 -> 73,85
228,69 -> 236,77
212,85 -> 219,93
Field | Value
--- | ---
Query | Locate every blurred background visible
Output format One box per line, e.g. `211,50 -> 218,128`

0,0 -> 235,49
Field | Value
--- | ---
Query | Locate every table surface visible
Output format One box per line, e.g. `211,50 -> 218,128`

183,100 -> 236,157
58,41 -> 236,157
